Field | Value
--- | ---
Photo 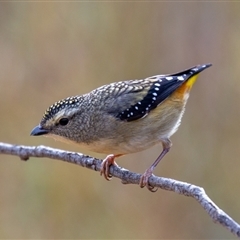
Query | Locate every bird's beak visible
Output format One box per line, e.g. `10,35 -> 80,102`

30,125 -> 49,136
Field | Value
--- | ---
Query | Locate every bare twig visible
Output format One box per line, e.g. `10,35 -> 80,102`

0,142 -> 239,237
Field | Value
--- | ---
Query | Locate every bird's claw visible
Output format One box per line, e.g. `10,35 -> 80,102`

100,154 -> 118,181
139,169 -> 158,192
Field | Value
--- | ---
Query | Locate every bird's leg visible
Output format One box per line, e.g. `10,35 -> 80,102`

100,154 -> 122,181
140,139 -> 172,192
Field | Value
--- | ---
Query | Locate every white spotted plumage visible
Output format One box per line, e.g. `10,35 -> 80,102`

116,64 -> 211,122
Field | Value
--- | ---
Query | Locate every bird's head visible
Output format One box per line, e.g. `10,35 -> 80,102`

30,96 -> 86,144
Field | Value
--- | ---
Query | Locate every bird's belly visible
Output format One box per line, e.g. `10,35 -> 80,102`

80,137 -> 158,155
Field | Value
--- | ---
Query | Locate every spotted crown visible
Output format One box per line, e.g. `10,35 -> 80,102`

42,96 -> 82,123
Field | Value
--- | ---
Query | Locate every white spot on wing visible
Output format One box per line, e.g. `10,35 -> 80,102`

177,76 -> 184,81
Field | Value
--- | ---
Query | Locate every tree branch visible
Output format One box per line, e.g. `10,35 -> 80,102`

0,142 -> 239,237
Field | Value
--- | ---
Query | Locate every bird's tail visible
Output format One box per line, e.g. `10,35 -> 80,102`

173,63 -> 212,95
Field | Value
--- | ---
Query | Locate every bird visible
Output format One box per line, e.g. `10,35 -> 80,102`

31,63 -> 212,191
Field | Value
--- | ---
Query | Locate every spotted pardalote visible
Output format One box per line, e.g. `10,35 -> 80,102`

31,63 -> 212,191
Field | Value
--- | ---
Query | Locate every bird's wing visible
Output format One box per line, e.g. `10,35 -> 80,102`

91,76 -> 184,122
92,64 -> 211,122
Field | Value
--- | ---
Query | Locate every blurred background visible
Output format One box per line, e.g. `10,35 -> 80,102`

0,2 -> 239,239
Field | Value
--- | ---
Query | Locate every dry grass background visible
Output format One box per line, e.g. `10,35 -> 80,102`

0,2 -> 240,239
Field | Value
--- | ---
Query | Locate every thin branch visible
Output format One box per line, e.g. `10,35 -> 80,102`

0,142 -> 239,238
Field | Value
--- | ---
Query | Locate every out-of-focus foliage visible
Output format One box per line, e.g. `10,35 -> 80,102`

0,2 -> 240,239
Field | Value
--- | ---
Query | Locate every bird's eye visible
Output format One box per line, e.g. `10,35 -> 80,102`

59,118 -> 69,126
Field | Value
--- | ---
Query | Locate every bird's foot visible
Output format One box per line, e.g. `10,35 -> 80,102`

100,154 -> 119,181
139,168 -> 158,192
